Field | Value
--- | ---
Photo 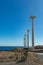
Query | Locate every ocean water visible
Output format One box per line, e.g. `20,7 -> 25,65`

0,46 -> 24,51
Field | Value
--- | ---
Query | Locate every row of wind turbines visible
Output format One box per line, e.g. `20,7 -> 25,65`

24,14 -> 36,50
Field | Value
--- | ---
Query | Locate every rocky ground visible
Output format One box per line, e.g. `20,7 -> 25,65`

0,51 -> 43,65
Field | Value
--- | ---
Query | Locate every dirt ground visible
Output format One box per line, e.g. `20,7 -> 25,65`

0,51 -> 43,65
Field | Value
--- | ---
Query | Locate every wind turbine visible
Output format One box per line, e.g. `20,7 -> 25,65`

27,29 -> 30,49
30,9 -> 36,50
24,33 -> 26,48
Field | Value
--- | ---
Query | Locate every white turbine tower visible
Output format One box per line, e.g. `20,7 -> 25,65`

24,34 -> 26,48
27,29 -> 30,49
30,10 -> 36,50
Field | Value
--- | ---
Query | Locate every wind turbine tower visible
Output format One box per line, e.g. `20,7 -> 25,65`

27,30 -> 30,49
30,14 -> 36,50
24,34 -> 26,48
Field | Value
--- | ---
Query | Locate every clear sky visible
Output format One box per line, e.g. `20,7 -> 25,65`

0,0 -> 43,46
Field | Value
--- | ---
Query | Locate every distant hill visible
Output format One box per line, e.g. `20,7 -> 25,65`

35,45 -> 43,49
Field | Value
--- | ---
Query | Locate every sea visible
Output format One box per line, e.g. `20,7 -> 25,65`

0,46 -> 24,51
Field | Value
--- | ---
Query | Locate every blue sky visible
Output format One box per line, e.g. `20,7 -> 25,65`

0,0 -> 43,46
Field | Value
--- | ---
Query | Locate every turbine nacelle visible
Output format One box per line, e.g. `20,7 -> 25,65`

30,16 -> 36,19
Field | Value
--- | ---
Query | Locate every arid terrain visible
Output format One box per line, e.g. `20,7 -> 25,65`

0,49 -> 43,65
